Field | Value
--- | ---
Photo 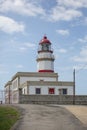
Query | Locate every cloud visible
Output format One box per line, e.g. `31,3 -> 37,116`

25,43 -> 36,48
56,66 -> 72,71
49,6 -> 82,22
57,0 -> 87,9
0,0 -> 86,23
0,0 -> 84,22
0,64 -> 9,74
0,15 -> 25,34
19,42 -> 36,52
47,0 -> 85,22
16,65 -> 23,68
56,29 -> 69,36
55,48 -> 67,53
72,46 -> 87,63
19,47 -> 27,52
58,48 -> 67,53
0,70 -> 9,74
54,48 -> 67,59
73,64 -> 87,71
0,0 -> 45,16
84,17 -> 87,24
78,35 -> 87,43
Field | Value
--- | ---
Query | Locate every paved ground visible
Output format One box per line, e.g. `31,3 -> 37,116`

63,105 -> 87,125
11,104 -> 87,130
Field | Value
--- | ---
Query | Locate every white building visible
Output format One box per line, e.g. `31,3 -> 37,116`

4,36 -> 74,103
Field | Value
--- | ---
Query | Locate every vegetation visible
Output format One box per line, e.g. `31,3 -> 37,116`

0,105 -> 20,130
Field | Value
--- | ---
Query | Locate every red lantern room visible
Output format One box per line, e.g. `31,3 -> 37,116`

40,36 -> 51,44
38,36 -> 53,53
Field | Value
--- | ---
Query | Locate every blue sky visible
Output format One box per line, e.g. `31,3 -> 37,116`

0,0 -> 87,95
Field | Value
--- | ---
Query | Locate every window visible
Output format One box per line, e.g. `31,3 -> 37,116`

36,88 -> 41,94
58,88 -> 67,95
49,88 -> 55,94
42,44 -> 49,51
63,89 -> 67,95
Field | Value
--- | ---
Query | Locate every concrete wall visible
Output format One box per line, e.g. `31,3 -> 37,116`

5,83 -> 12,104
29,85 -> 73,95
20,76 -> 57,85
19,89 -> 87,105
12,90 -> 19,103
12,77 -> 18,91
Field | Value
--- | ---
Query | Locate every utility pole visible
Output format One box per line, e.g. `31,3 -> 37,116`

73,69 -> 75,105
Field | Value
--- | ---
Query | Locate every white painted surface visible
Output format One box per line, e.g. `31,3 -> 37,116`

12,91 -> 19,103
12,77 -> 18,91
11,78 -> 19,103
37,51 -> 54,71
5,85 -> 10,95
29,86 -> 73,95
37,60 -> 54,71
37,52 -> 54,59
22,86 -> 27,94
20,76 -> 57,85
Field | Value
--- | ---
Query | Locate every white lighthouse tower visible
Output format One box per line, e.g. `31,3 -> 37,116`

37,36 -> 55,72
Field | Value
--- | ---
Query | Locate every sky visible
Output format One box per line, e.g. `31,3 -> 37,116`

0,0 -> 87,95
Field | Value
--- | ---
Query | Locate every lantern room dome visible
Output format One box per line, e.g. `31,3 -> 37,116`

39,36 -> 51,44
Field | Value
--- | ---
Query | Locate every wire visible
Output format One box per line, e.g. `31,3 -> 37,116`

75,62 -> 87,73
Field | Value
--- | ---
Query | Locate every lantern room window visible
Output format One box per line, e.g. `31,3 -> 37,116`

38,44 -> 51,51
49,88 -> 55,94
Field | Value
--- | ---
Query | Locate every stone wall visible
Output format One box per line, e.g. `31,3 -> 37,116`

19,89 -> 87,105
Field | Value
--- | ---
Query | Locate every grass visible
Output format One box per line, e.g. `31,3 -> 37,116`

0,105 -> 20,130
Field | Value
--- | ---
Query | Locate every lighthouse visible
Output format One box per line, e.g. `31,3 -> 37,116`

4,35 -> 74,103
36,36 -> 55,72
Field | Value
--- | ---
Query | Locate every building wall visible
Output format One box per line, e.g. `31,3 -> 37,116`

20,76 -> 57,85
11,77 -> 19,103
37,60 -> 54,71
22,86 -> 28,95
5,85 -> 10,97
5,83 -> 12,104
12,90 -> 19,103
29,85 -> 73,95
19,89 -> 87,105
8,74 -> 58,103
12,77 -> 18,91
4,72 -> 73,103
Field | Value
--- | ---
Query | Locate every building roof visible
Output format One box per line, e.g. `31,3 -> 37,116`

11,72 -> 58,81
39,36 -> 51,44
20,80 -> 74,88
4,81 -> 12,88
